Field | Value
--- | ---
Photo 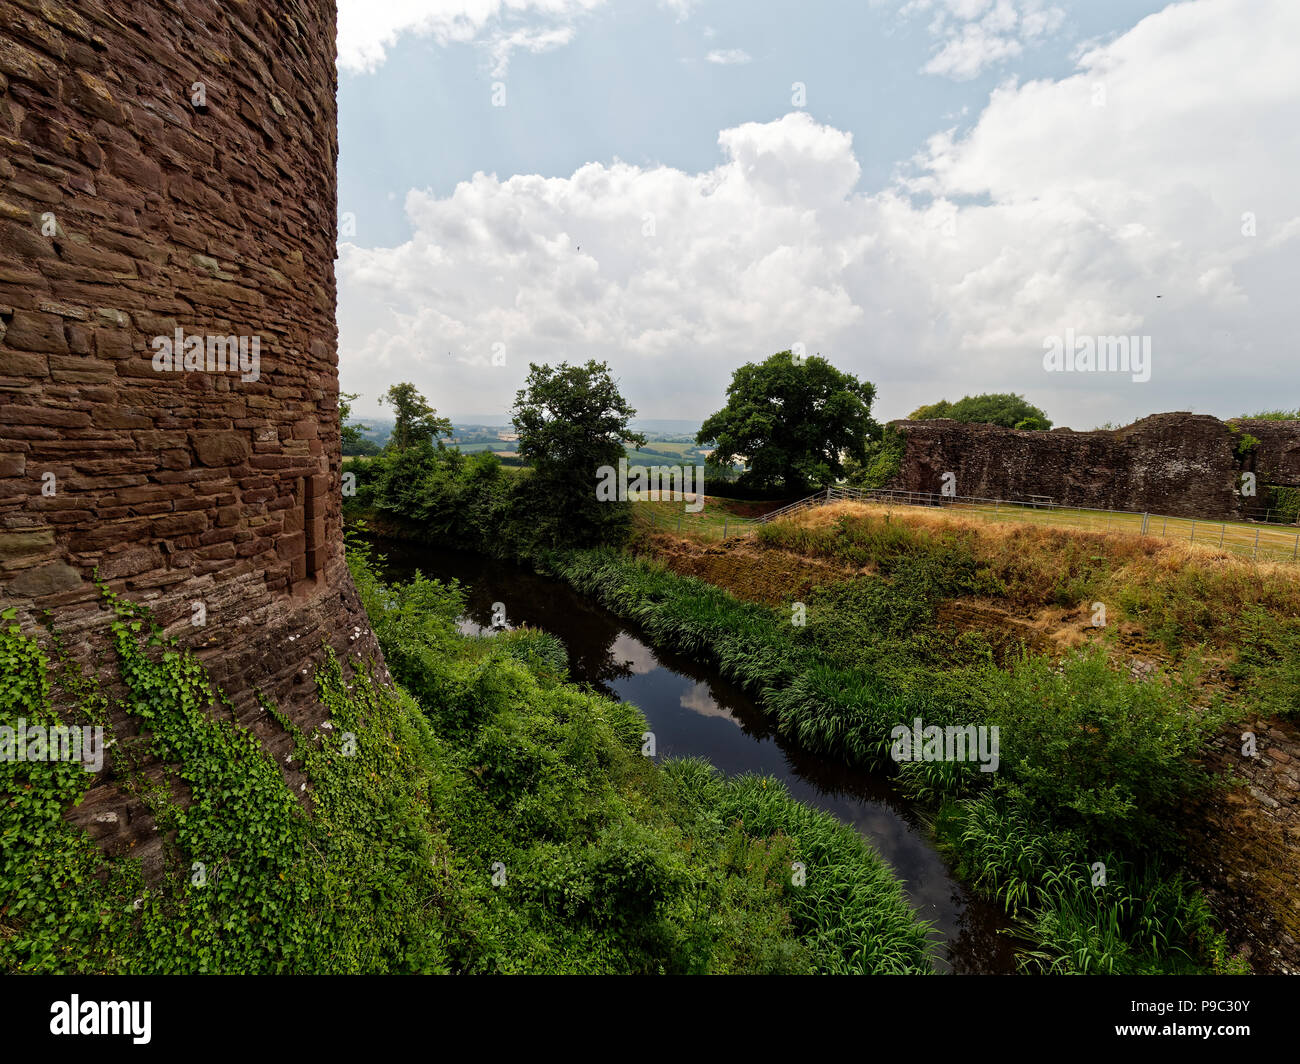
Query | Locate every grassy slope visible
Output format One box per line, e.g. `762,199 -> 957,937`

537,500 -> 1290,973
0,549 -> 934,974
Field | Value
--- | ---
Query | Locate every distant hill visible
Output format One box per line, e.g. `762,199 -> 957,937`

451,416 -> 703,436
630,418 -> 703,436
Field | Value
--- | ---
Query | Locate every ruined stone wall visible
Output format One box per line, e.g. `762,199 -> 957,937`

888,412 -> 1300,520
1184,719 -> 1300,974
1238,418 -> 1300,490
0,0 -> 381,869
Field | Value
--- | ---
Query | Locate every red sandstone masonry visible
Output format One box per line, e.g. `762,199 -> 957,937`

889,413 -> 1300,520
0,0 -> 384,873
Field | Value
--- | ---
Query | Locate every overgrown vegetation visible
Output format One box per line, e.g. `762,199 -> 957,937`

908,392 -> 1052,431
539,528 -> 1240,974
755,503 -> 1300,675
844,423 -> 905,490
344,368 -> 645,555
697,350 -> 880,494
0,551 -> 935,974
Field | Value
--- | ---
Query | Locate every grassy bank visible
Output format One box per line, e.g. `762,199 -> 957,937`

536,538 -> 1242,974
0,547 -> 935,974
340,468 -> 1274,972
754,501 -> 1300,717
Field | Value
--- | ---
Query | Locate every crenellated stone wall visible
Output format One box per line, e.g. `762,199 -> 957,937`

888,412 -> 1300,520
0,0 -> 381,874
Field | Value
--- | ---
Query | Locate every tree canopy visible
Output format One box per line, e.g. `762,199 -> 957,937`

380,382 -> 453,453
512,360 -> 645,545
908,392 -> 1052,431
696,351 -> 879,495
339,392 -> 380,456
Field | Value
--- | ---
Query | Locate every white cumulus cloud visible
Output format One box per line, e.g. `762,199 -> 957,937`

338,0 -> 1300,428
899,0 -> 1066,80
705,48 -> 753,65
336,0 -> 605,75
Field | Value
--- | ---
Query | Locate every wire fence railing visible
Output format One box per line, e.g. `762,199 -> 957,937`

644,485 -> 1300,564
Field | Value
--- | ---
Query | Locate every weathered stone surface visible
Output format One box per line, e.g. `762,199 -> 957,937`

889,413 -> 1300,521
9,559 -> 82,594
0,526 -> 54,559
192,432 -> 251,467
0,0 -> 382,884
4,309 -> 66,352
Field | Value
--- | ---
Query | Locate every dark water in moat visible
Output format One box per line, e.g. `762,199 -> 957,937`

373,538 -> 1021,974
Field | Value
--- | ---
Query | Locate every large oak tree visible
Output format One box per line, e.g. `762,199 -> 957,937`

697,351 -> 880,495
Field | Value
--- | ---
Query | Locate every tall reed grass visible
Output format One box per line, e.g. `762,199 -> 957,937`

542,544 -> 1235,973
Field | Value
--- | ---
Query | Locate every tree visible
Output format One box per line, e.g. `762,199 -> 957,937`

512,360 -> 645,546
908,399 -> 953,421
696,351 -> 879,495
908,392 -> 1052,431
339,392 -> 380,456
380,382 -> 453,453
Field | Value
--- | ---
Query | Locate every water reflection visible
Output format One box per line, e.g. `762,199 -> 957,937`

373,538 -> 1021,975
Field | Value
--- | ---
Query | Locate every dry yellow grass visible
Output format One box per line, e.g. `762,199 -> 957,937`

767,500 -> 1300,655
786,499 -> 1300,569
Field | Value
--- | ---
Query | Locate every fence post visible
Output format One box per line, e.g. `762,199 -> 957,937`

1254,527 -> 1260,560
1162,516 -> 1168,537
1294,534 -> 1298,561
676,514 -> 682,533
723,518 -> 728,539
1141,512 -> 1149,535
1190,520 -> 1196,543
1219,524 -> 1225,548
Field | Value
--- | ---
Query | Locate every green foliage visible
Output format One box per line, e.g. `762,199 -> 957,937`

513,360 -> 645,548
0,607 -> 132,973
1,590 -> 456,973
966,652 -> 1228,854
1264,484 -> 1300,523
1231,607 -> 1300,720
380,381 -> 453,453
339,391 -> 379,455
945,793 -> 1220,975
844,423 -> 905,489
541,542 -> 1230,974
347,540 -> 935,973
1235,408 -> 1299,421
346,445 -> 559,560
2,551 -> 935,974
1235,433 -> 1261,458
664,762 -> 934,973
697,351 -> 880,494
346,363 -> 651,556
909,392 -> 1052,431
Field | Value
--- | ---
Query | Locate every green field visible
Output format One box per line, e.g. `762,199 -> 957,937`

450,440 -> 509,453
632,497 -> 760,539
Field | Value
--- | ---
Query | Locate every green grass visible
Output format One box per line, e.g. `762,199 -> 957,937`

0,547 -> 936,975
540,544 -> 1235,973
628,497 -> 763,540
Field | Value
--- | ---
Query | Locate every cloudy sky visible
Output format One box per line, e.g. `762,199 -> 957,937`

334,0 -> 1299,429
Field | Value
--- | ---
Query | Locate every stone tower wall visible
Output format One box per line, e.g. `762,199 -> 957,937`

0,0 -> 380,869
